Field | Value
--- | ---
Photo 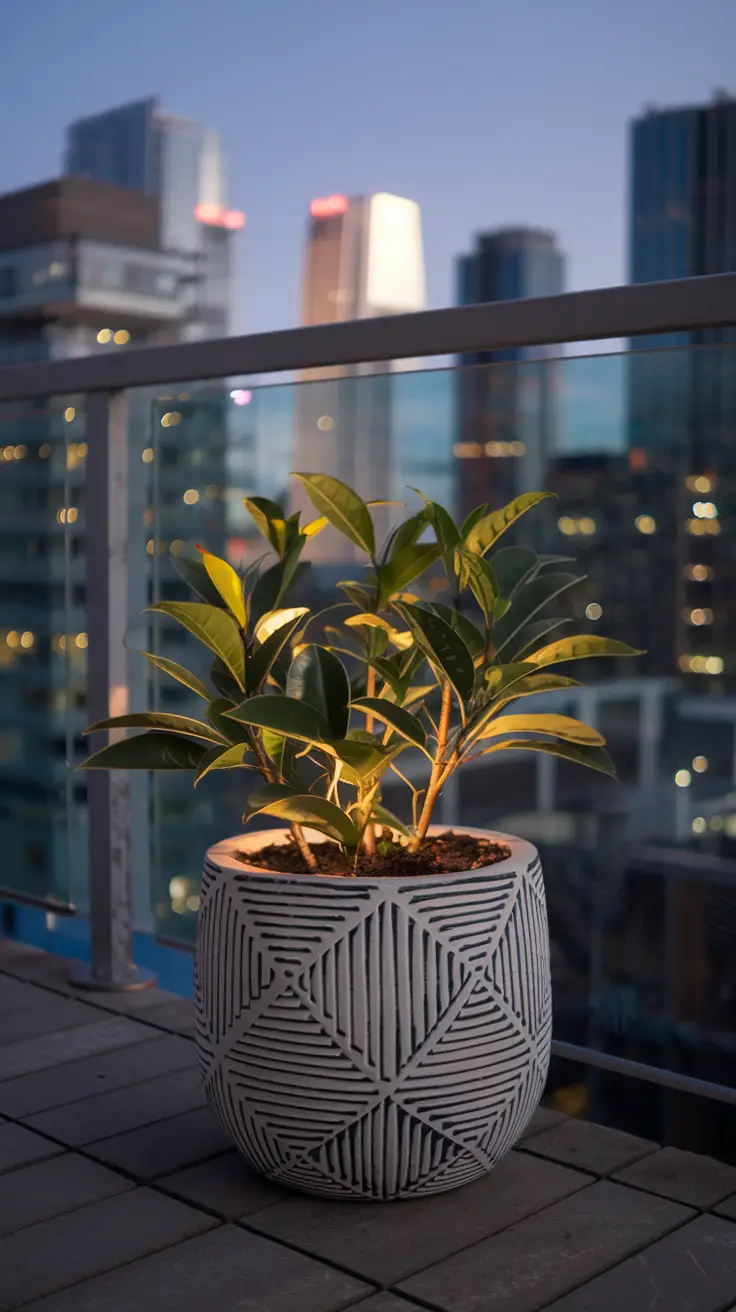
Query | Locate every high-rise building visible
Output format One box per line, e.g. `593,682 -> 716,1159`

65,97 -> 241,339
454,228 -> 565,525
627,92 -> 736,682
294,193 -> 426,559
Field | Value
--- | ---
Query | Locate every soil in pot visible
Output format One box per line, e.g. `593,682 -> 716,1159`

235,830 -> 512,877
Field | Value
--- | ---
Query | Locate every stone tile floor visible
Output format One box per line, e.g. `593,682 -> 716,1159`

1,938 -> 736,1311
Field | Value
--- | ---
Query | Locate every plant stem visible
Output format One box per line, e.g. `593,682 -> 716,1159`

249,729 -> 318,872
362,659 -> 377,854
411,680 -> 453,850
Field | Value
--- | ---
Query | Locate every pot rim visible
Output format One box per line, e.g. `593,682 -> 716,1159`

205,824 -> 539,886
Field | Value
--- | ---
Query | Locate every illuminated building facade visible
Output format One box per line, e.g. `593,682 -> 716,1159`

454,227 -> 565,525
294,193 -> 426,558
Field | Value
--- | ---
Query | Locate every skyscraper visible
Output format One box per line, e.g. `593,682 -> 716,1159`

628,92 -> 736,681
294,193 -> 426,558
454,228 -> 565,523
65,97 -> 241,338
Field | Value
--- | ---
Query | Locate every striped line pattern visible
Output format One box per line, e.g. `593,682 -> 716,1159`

195,847 -> 551,1200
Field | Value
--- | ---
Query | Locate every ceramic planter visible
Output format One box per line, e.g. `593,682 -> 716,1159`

194,825 -> 551,1200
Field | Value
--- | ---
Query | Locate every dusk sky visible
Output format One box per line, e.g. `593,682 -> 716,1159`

2,0 -> 734,337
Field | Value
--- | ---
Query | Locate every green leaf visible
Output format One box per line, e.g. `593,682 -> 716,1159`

524,635 -> 645,668
383,510 -> 428,562
330,737 -> 394,782
475,737 -> 616,778
492,573 -> 582,656
463,672 -> 585,748
422,499 -> 460,553
196,546 -> 245,628
504,617 -> 573,662
491,546 -> 539,597
369,804 -> 411,839
226,694 -> 330,746
456,550 -> 498,621
394,602 -> 475,707
262,728 -> 304,789
244,784 -> 359,846
465,491 -> 554,555
194,742 -> 255,785
477,713 -> 605,747
243,496 -> 288,555
170,554 -> 224,607
206,699 -> 253,745
292,473 -> 375,557
83,712 -> 225,744
140,652 -> 210,701
303,515 -> 329,538
81,732 -> 207,771
286,645 -> 350,739
210,657 -> 243,701
460,503 -> 489,538
146,602 -> 245,689
431,605 -> 485,660
255,607 -> 310,644
337,581 -> 375,611
351,697 -> 428,751
377,542 -> 441,609
249,610 -> 307,692
249,561 -> 309,627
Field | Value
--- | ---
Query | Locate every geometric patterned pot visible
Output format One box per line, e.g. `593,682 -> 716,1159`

194,825 -> 551,1201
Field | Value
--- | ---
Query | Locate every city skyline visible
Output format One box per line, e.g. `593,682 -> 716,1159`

1,0 -> 733,337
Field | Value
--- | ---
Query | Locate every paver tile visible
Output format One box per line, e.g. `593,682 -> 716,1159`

0,1122 -> 64,1175
0,1185 -> 217,1311
0,1033 -> 195,1118
24,1064 -> 206,1145
545,1212 -> 736,1311
18,1224 -> 373,1312
157,1150 -> 290,1217
716,1193 -> 736,1221
0,1016 -> 157,1082
0,996 -> 102,1047
0,1153 -> 132,1236
86,1105 -> 231,1178
400,1180 -> 693,1312
249,1150 -> 590,1285
615,1146 -> 736,1208
522,1117 -> 658,1176
140,998 -> 197,1036
519,1107 -> 568,1141
0,977 -> 60,1010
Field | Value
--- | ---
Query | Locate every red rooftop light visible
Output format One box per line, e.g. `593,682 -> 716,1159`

310,195 -> 348,219
194,204 -> 246,230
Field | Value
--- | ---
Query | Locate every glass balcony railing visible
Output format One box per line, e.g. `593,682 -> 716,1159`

0,273 -> 735,1157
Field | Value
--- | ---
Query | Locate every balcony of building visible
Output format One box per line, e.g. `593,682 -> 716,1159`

0,273 -> 736,1308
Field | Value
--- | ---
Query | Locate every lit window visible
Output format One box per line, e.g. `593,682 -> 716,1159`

229,389 -> 252,406
452,442 -> 483,458
686,474 -> 713,494
317,415 -> 334,432
585,602 -> 602,621
204,484 -> 219,499
6,631 -> 19,648
685,564 -> 712,582
161,412 -> 182,428
75,633 -> 88,649
20,631 -> 33,649
141,448 -> 154,463
510,440 -> 526,456
693,501 -> 717,519
685,607 -> 713,626
705,655 -> 724,674
13,445 -> 27,460
169,876 -> 188,900
39,443 -> 51,459
557,516 -> 576,536
635,514 -> 656,534
674,769 -> 691,788
96,329 -> 112,344
64,407 -> 76,423
170,539 -> 184,556
3,445 -> 14,460
183,489 -> 200,505
146,539 -> 155,556
186,895 -> 200,912
692,755 -> 708,773
579,517 -> 596,535
485,441 -> 504,457
692,816 -> 707,834
113,329 -> 130,345
710,814 -> 725,831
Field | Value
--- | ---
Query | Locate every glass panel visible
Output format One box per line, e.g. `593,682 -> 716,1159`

0,398 -> 87,909
137,341 -> 736,1108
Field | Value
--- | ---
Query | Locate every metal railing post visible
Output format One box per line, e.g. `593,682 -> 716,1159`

69,389 -> 155,991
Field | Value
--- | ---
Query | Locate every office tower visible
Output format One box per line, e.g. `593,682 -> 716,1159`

294,193 -> 426,560
454,228 -> 565,525
628,92 -> 736,681
65,96 -> 241,339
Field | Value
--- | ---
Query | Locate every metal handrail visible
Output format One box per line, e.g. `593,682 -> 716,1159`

0,271 -> 735,400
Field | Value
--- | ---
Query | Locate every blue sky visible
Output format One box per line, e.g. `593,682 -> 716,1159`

1,0 -> 734,336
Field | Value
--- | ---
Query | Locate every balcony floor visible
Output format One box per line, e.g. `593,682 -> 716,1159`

1,939 -> 736,1311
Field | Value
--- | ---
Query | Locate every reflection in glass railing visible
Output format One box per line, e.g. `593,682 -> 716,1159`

0,399 -> 87,908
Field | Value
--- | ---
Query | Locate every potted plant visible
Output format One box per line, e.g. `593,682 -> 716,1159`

83,476 -> 639,1200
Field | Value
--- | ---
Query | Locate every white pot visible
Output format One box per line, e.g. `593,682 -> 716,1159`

194,825 -> 551,1201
